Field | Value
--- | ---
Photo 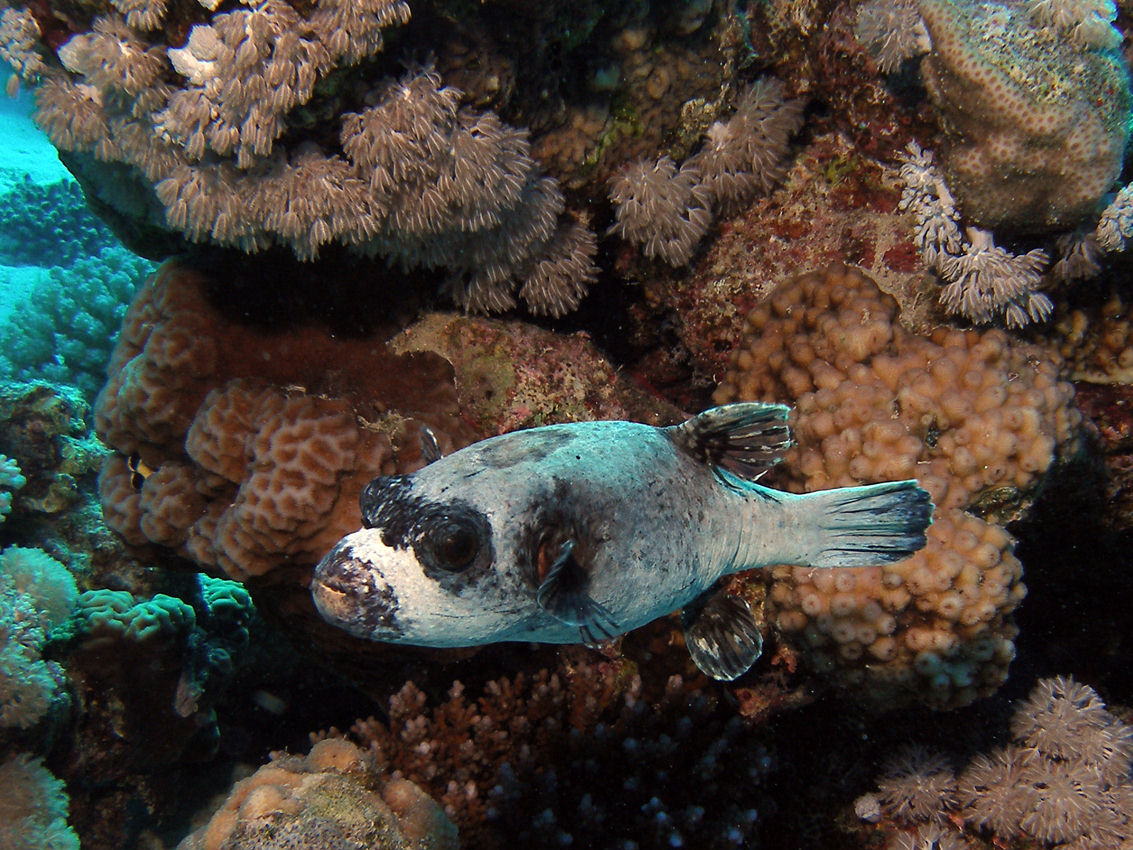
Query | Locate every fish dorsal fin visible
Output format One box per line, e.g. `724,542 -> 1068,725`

535,538 -> 620,647
667,402 -> 792,481
681,587 -> 764,681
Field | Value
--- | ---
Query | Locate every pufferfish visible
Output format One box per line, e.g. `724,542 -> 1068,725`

312,403 -> 933,680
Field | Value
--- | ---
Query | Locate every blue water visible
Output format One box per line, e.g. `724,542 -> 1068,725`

0,72 -> 70,323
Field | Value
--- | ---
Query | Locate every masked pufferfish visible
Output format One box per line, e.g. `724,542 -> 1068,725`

312,402 -> 933,680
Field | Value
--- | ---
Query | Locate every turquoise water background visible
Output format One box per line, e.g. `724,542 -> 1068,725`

0,74 -> 71,323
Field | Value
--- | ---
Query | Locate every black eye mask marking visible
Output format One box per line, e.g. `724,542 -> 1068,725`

359,474 -> 494,591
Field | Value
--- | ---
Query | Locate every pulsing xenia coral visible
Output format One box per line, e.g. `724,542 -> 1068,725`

609,78 -> 804,265
898,143 -> 1051,328
0,0 -> 597,316
860,676 -> 1133,848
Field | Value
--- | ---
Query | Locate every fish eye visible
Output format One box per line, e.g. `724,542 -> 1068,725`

428,518 -> 482,572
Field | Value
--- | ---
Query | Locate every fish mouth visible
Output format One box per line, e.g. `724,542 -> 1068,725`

312,540 -> 403,641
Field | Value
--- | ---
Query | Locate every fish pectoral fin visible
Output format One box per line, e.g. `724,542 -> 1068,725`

666,402 -> 792,483
535,539 -> 620,647
681,588 -> 764,681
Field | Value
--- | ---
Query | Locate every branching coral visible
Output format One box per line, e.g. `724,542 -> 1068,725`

0,453 -> 25,523
0,245 -> 154,402
336,657 -> 775,849
714,264 -> 1080,708
0,177 -> 116,268
609,78 -> 804,265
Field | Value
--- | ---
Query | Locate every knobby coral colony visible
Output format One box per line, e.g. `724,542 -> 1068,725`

0,0 -> 597,316
856,0 -> 1133,327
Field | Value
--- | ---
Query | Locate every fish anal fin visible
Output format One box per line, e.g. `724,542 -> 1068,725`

681,588 -> 764,681
535,538 -> 619,647
667,402 -> 792,482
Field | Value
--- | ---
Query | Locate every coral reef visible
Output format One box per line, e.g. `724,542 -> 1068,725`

0,753 -> 80,850
57,574 -> 254,764
861,675 -> 1133,847
851,0 -> 1133,327
178,738 -> 457,850
0,381 -> 114,579
0,0 -> 678,314
0,546 -> 76,730
336,655 -> 775,849
858,0 -> 1131,233
897,142 -> 1053,327
714,264 -> 1080,708
0,176 -> 115,268
0,453 -> 25,523
93,261 -> 676,660
0,246 -> 154,402
609,78 -> 805,265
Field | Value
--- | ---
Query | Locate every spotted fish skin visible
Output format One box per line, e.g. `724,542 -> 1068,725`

312,403 -> 933,675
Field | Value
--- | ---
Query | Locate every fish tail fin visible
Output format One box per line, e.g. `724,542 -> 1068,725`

795,480 -> 933,567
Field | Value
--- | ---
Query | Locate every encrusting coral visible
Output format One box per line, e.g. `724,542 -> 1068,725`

859,676 -> 1133,847
714,264 -> 1080,708
177,738 -> 457,850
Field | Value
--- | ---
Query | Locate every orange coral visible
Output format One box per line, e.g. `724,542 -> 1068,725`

715,264 -> 1081,708
95,261 -> 473,584
96,260 -> 676,595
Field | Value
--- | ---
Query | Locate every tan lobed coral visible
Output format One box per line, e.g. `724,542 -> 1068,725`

714,264 -> 1080,708
94,262 -> 468,581
177,738 -> 457,850
95,261 -> 677,590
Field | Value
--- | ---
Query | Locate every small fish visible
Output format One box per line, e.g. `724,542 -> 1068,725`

312,403 -> 933,680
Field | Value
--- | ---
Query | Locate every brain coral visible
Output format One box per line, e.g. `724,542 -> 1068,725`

94,261 -> 475,581
95,261 -> 676,618
715,264 -> 1080,708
